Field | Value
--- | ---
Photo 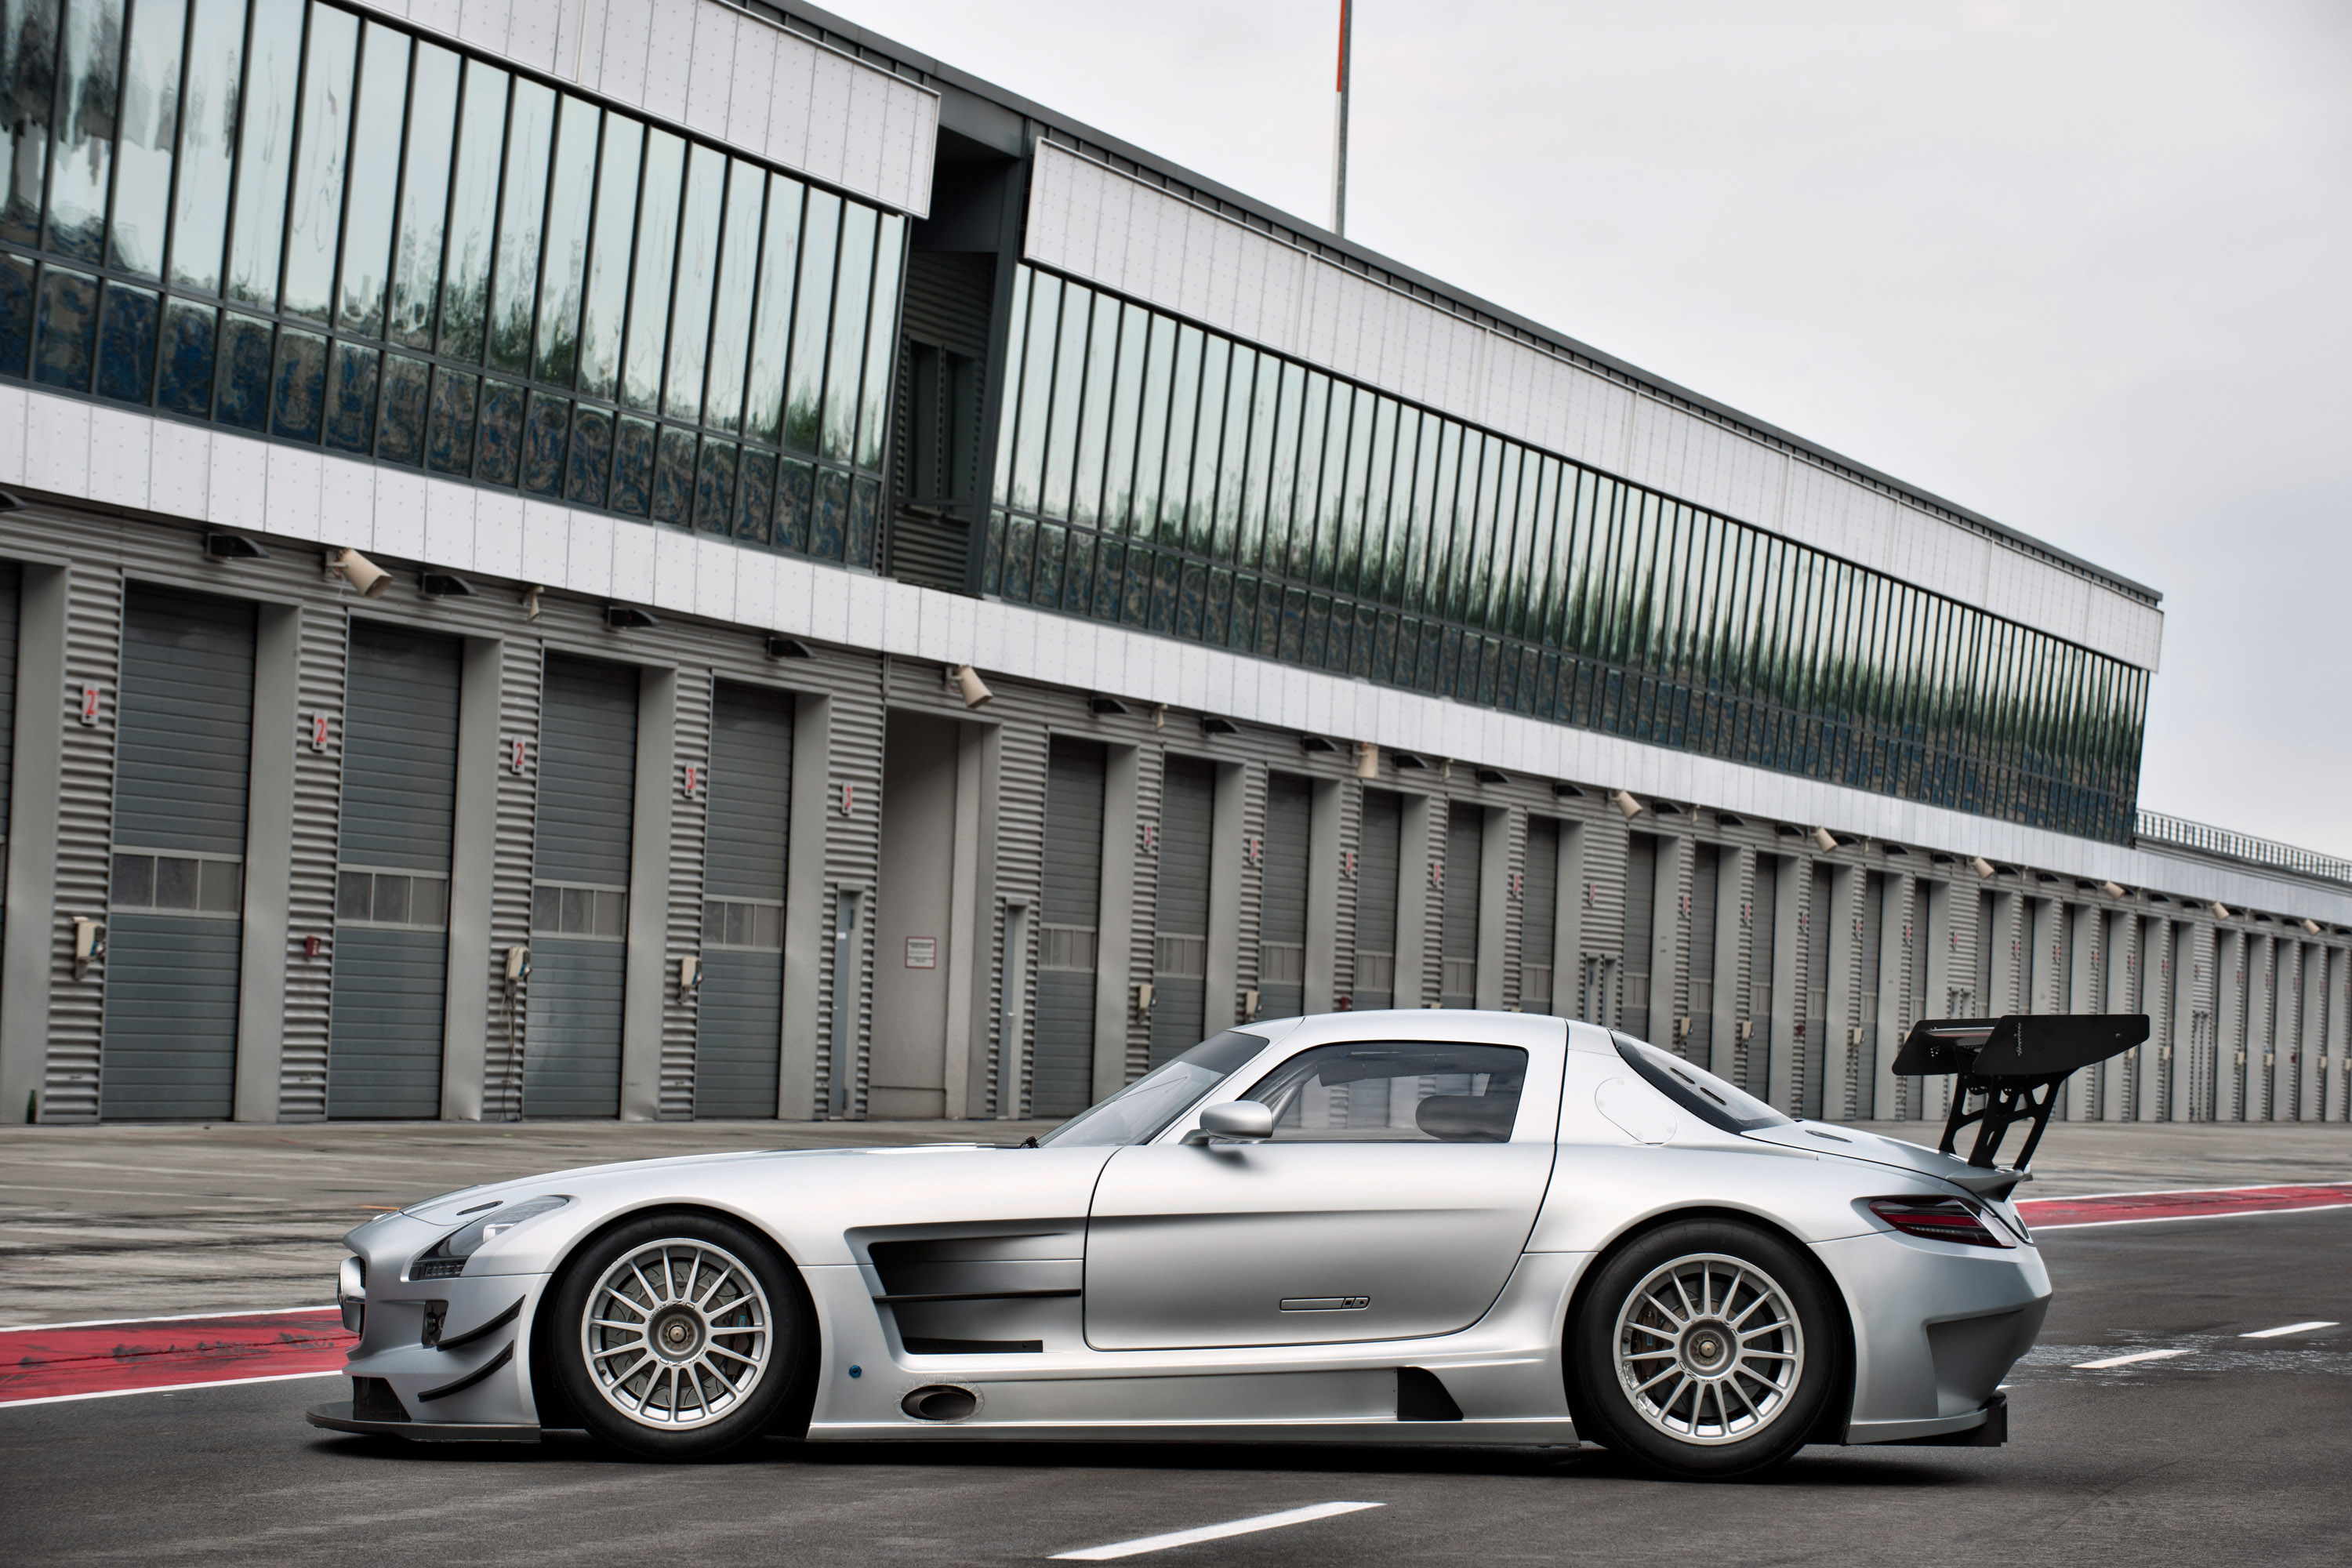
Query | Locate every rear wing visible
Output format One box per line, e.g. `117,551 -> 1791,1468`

1895,1014 -> 2149,1173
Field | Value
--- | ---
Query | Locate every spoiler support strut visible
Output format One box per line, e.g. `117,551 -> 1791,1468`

1894,1014 -> 2150,1173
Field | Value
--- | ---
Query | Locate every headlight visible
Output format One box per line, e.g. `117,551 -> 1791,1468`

409,1195 -> 570,1279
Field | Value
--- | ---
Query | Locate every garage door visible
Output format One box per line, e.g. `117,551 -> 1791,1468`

1258,773 -> 1310,1019
327,622 -> 460,1119
1034,738 -> 1105,1118
1149,756 -> 1212,1066
1352,789 -> 1401,1010
525,655 -> 637,1117
1441,803 -> 1482,1008
101,586 -> 255,1120
695,681 -> 793,1118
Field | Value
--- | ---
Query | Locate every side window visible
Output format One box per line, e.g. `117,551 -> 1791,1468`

1242,1042 -> 1529,1143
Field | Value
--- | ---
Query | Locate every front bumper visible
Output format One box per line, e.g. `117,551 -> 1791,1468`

336,1214 -> 555,1432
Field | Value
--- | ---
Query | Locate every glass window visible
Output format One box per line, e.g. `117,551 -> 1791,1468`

699,160 -> 765,433
575,114 -> 641,399
278,5 -> 356,321
531,93 -> 599,386
660,141 -> 727,421
223,0 -> 302,308
783,187 -> 837,452
385,41 -> 458,349
46,0 -> 123,265
1243,1041 -> 1529,1143
166,0 -> 245,291
620,127 -> 685,412
855,212 -> 903,473
108,0 -> 183,276
742,171 -> 800,442
488,79 -> 556,376
1037,1029 -> 1271,1148
332,21 -> 408,337
820,198 -> 874,460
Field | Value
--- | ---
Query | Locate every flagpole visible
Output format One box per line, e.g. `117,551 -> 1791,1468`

1330,0 -> 1352,236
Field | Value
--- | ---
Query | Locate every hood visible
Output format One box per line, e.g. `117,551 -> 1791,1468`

394,1142 -> 996,1222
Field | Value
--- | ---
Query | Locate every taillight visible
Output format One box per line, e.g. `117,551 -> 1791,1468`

1867,1196 -> 2014,1248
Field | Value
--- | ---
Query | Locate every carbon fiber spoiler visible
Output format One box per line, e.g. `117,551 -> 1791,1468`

1895,1014 -> 2150,1172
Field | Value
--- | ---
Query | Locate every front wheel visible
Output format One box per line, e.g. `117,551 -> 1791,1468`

1566,1218 -> 1838,1479
549,1211 -> 808,1459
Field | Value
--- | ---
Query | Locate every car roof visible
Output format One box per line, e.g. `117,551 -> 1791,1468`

1251,1009 -> 1570,1052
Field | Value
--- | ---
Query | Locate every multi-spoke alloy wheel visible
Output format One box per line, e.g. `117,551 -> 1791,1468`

552,1213 -> 806,1458
1612,1252 -> 1804,1445
581,1240 -> 773,1429
1569,1218 -> 1836,1479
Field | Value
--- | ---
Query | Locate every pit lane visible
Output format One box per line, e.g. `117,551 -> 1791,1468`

5,1122 -> 2347,1566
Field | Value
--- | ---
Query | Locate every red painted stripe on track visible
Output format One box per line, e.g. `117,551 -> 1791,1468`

0,1308 -> 352,1404
2018,1182 -> 2352,1229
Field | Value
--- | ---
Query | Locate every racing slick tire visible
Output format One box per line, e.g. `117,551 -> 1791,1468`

1568,1217 -> 1838,1479
550,1210 -> 809,1460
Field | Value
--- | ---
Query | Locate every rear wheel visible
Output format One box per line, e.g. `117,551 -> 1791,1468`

1568,1218 -> 1837,1479
550,1211 -> 808,1459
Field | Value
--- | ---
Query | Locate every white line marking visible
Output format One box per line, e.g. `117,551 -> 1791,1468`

0,1370 -> 343,1409
0,1305 -> 336,1332
2024,1181 -> 2352,1203
2032,1203 -> 2352,1232
1051,1502 -> 1384,1561
2241,1321 -> 2338,1339
2072,1348 -> 2194,1370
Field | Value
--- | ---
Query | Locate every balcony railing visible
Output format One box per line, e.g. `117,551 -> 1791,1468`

2135,811 -> 2352,887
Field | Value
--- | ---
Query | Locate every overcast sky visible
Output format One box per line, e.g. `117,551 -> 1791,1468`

841,0 -> 2350,855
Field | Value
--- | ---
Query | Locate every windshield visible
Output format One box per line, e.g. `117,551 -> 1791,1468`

1036,1030 -> 1269,1147
1612,1033 -> 1792,1133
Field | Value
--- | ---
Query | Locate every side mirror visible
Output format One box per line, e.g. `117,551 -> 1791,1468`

1184,1100 -> 1274,1145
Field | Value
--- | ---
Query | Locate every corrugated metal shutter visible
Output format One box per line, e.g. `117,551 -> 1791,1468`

100,586 -> 256,1120
1522,816 -> 1557,1014
1258,772 -> 1310,1019
0,559 -> 16,955
1150,755 -> 1212,1065
695,681 -> 793,1118
1622,833 -> 1658,1040
1688,844 -> 1719,1063
1034,738 -> 1104,1116
326,623 -> 460,1119
1751,857 -> 1780,1099
1804,863 -> 1831,1117
524,655 -> 637,1118
1353,789 -> 1401,1009
1441,803 -> 1483,1009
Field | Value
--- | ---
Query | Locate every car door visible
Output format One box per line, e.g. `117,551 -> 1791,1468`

1083,1036 -> 1559,1350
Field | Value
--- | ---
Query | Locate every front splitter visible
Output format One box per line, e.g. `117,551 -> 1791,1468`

307,1401 -> 540,1443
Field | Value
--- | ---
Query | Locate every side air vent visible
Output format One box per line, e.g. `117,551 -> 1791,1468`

1397,1367 -> 1465,1421
352,1376 -> 409,1424
901,1385 -> 980,1422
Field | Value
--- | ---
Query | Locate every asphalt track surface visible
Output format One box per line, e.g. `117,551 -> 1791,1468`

7,1204 -> 2347,1566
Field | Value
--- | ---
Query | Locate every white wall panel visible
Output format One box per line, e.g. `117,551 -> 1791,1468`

804,48 -> 855,191
643,0 -> 695,122
566,509 -> 614,597
266,447 -> 324,541
476,490 -> 525,579
596,0 -> 651,107
684,2 -> 735,135
1025,141 -> 2160,670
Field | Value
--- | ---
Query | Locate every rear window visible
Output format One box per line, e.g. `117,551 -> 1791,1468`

1612,1033 -> 1791,1133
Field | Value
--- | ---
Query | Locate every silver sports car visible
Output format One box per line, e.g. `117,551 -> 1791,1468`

311,1007 -> 2140,1479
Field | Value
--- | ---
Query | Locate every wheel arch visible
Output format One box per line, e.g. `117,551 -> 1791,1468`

527,1201 -> 822,1439
1559,1203 -> 1857,1447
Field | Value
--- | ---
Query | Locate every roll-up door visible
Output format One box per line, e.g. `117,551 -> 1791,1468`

696,682 -> 793,1117
1440,803 -> 1483,1008
525,656 -> 638,1117
1804,863 -> 1831,1117
1688,844 -> 1719,1064
1750,857 -> 1780,1099
1522,817 -> 1558,1014
1035,739 -> 1105,1116
101,586 -> 256,1120
327,624 -> 461,1118
1258,773 -> 1311,1020
1353,789 -> 1401,1010
1624,833 -> 1660,1041
1150,756 -> 1213,1065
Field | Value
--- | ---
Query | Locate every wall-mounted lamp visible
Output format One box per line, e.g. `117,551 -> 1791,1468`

1809,826 -> 1838,855
2209,902 -> 2230,920
328,546 -> 390,597
1394,751 -> 1431,771
1717,814 -> 1746,828
1356,742 -> 1379,779
765,635 -> 813,658
1091,696 -> 1131,716
2100,881 -> 2129,900
1610,789 -> 1644,820
606,605 -> 659,630
205,532 -> 269,561
1552,782 -> 1585,798
2302,918 -> 2322,935
1298,734 -> 1339,753
521,584 -> 543,620
1473,768 -> 1508,786
1970,856 -> 1998,879
420,571 -> 475,597
1200,716 -> 1238,736
949,665 -> 993,707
